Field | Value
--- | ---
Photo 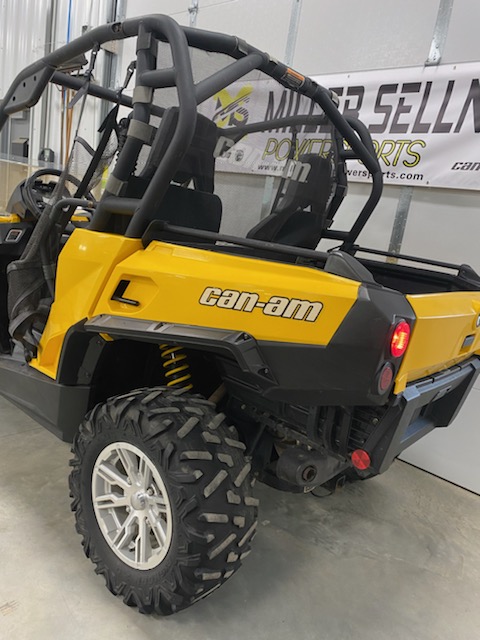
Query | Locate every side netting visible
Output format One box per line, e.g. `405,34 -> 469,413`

7,103 -> 120,358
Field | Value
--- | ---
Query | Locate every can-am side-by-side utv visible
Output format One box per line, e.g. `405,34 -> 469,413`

1,15 -> 480,615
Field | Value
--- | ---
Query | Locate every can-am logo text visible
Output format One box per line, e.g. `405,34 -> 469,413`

199,287 -> 323,322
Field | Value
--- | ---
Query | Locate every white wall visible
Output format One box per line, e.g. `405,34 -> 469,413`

294,0 -> 440,74
123,0 -> 292,59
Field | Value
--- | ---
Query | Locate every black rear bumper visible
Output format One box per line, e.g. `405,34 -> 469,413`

365,356 -> 480,474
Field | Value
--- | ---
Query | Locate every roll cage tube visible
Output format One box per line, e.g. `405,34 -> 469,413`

0,14 -> 382,249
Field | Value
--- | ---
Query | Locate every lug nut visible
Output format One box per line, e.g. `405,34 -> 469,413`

302,466 -> 317,483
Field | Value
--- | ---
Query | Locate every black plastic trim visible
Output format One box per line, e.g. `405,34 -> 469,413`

0,354 -> 90,442
83,315 -> 276,383
365,356 -> 480,473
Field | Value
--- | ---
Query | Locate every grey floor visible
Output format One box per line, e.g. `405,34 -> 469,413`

0,395 -> 479,640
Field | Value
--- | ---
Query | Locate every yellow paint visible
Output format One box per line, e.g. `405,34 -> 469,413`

0,213 -> 21,223
31,230 -> 141,378
0,212 -> 87,223
394,292 -> 480,392
94,241 -> 360,346
29,227 -> 480,396
31,230 -> 360,379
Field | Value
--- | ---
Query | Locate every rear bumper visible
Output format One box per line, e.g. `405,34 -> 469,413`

366,356 -> 480,474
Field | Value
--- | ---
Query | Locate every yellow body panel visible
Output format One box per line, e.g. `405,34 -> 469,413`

31,229 -> 360,379
395,291 -> 480,393
94,240 -> 360,344
0,212 -> 86,224
31,228 -> 480,393
0,213 -> 21,223
31,230 -> 142,378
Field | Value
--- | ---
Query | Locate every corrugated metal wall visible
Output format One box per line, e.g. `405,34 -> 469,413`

0,0 -> 113,160
0,0 -> 50,95
0,0 -> 50,158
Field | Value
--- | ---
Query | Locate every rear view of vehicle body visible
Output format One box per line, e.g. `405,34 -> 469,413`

0,13 -> 479,615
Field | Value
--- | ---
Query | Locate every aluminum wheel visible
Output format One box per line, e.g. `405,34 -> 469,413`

92,442 -> 173,570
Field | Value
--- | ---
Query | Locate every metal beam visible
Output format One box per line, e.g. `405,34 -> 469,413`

388,0 -> 454,258
189,0 -> 199,28
260,0 -> 303,219
387,186 -> 414,261
284,0 -> 303,66
426,0 -> 454,66
38,0 -> 56,153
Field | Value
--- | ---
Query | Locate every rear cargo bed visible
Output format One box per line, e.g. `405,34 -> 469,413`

360,257 -> 480,295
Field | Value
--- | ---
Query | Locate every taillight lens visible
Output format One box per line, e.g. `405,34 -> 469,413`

351,449 -> 371,470
390,320 -> 410,358
378,362 -> 394,393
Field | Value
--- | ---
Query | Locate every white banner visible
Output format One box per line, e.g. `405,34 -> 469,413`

201,61 -> 480,191
313,61 -> 480,190
202,79 -> 332,177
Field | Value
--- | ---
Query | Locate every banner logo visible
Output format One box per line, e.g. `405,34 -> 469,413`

213,85 -> 253,128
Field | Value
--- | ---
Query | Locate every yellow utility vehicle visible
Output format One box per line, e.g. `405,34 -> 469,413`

1,15 -> 479,615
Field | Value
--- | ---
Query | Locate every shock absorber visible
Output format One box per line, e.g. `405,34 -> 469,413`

159,344 -> 193,391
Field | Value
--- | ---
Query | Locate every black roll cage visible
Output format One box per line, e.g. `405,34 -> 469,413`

0,13 -> 383,252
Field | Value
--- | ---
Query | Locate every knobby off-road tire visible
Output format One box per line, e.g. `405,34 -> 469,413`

69,387 -> 258,615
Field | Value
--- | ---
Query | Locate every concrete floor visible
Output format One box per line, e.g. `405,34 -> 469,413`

0,395 -> 479,640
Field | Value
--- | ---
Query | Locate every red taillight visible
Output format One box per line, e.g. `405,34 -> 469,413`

390,320 -> 410,358
351,449 -> 371,470
378,362 -> 394,393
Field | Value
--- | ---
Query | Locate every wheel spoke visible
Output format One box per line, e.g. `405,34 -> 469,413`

96,462 -> 130,490
134,516 -> 150,564
148,494 -> 168,513
111,508 -> 123,531
93,492 -> 129,510
138,455 -> 152,489
112,511 -> 137,550
147,508 -> 167,547
116,447 -> 139,484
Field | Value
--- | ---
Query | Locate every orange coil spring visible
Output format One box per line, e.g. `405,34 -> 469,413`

159,344 -> 193,391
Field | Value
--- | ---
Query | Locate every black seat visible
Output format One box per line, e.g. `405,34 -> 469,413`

247,154 -> 335,250
142,184 -> 222,247
133,108 -> 221,246
138,108 -> 218,194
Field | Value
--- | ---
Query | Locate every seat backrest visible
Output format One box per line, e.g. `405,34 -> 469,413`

137,108 -> 218,194
123,108 -> 221,243
274,153 -> 333,216
247,153 -> 335,249
142,183 -> 222,247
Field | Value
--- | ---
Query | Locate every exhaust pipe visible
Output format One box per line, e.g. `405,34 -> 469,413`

276,447 -> 348,488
